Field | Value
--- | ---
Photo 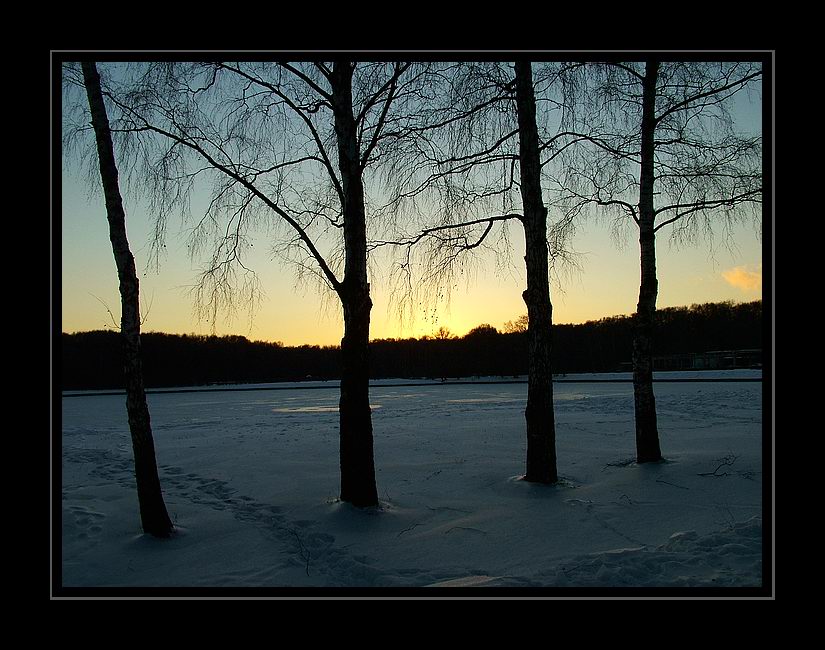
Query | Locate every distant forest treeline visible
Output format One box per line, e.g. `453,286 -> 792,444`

62,300 -> 762,390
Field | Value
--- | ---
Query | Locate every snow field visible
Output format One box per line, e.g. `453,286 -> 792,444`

59,373 -> 765,590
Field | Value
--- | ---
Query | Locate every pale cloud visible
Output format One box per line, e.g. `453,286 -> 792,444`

722,264 -> 762,292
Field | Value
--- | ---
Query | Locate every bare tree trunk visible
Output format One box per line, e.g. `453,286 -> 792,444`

331,62 -> 379,507
633,60 -> 663,464
80,62 -> 174,536
515,61 -> 558,484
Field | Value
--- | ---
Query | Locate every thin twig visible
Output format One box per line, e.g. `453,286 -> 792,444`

89,293 -> 119,329
289,528 -> 311,576
397,522 -> 422,538
698,453 -> 738,477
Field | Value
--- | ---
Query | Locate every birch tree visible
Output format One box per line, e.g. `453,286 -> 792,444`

78,61 -> 174,537
561,60 -> 763,462
71,60 -> 434,508
514,60 -> 557,483
375,61 -> 584,484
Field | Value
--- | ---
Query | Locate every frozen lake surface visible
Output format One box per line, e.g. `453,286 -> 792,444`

58,371 -> 767,593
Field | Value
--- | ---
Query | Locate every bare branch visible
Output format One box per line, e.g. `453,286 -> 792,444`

698,453 -> 738,477
215,62 -> 344,205
140,290 -> 155,326
558,61 -> 762,244
279,62 -> 332,101
107,92 -> 342,293
355,61 -> 411,127
369,214 -> 520,252
655,70 -> 762,126
605,62 -> 645,82
314,62 -> 332,80
653,190 -> 762,233
361,63 -> 409,168
89,293 -> 120,329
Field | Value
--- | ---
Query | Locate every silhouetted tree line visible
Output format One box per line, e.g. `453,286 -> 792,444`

62,300 -> 761,390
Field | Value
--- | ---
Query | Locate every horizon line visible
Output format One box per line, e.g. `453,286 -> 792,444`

61,297 -> 762,348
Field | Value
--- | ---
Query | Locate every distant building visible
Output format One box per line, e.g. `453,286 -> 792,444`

619,349 -> 762,372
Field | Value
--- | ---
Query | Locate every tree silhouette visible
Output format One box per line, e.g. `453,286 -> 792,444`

63,300 -> 762,389
465,323 -> 499,338
503,314 -> 529,334
514,60 -> 557,483
78,61 -> 173,537
65,60 -> 437,508
433,326 -> 453,340
375,61 -> 580,484
560,60 -> 763,463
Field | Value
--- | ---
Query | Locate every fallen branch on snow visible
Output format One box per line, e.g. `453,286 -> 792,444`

445,526 -> 486,535
397,522 -> 423,538
289,528 -> 311,576
698,453 -> 738,477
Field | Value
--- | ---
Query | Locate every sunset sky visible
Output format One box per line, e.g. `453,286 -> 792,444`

61,172 -> 764,346
59,60 -> 766,347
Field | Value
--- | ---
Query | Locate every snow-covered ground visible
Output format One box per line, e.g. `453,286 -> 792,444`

57,370 -> 768,594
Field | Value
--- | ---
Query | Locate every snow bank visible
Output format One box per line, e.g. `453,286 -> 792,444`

427,515 -> 762,588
